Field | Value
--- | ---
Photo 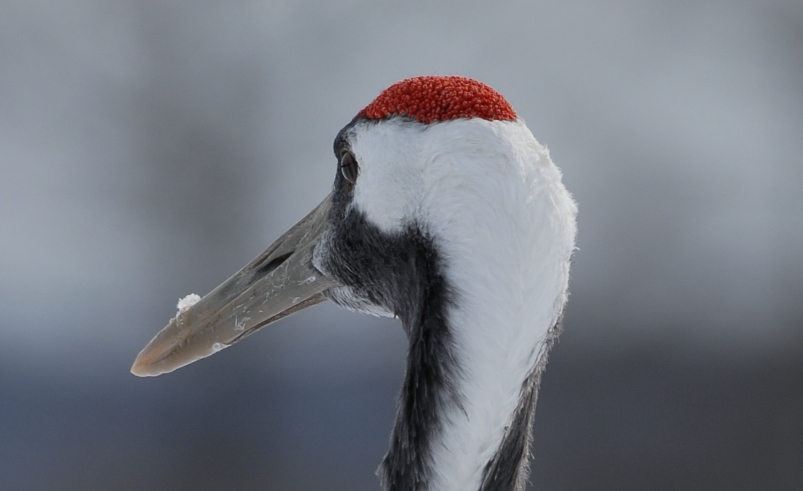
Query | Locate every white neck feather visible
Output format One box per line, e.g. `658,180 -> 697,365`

350,118 -> 577,491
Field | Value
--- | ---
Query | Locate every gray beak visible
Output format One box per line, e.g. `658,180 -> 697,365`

131,194 -> 336,377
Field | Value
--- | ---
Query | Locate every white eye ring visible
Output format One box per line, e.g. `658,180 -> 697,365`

339,151 -> 359,184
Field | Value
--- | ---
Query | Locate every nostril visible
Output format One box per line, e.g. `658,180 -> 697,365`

256,251 -> 293,275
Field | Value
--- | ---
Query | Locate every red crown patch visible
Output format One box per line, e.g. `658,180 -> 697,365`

358,76 -> 517,124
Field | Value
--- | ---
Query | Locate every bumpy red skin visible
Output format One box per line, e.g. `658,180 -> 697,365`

358,76 -> 517,124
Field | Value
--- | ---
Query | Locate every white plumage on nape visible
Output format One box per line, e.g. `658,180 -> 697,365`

132,76 -> 577,491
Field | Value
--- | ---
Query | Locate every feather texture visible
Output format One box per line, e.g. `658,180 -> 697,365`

336,117 -> 577,490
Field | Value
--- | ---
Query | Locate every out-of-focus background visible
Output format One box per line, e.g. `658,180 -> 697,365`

1,1 -> 801,490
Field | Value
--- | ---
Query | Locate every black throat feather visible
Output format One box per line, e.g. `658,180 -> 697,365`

320,200 -> 461,490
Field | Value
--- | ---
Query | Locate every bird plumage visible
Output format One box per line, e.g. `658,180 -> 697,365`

319,111 -> 576,490
133,76 -> 577,491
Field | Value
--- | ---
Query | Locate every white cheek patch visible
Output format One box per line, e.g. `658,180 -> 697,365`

349,120 -> 425,233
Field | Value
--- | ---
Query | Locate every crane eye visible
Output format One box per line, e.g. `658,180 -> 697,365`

339,150 -> 359,184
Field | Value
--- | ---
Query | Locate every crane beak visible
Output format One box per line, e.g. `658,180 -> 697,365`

131,194 -> 337,377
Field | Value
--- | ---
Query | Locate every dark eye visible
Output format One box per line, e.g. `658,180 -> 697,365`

339,150 -> 359,184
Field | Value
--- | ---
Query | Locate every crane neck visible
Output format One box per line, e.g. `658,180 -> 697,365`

377,230 -> 562,491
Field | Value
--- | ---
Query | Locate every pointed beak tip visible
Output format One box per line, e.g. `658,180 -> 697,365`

130,354 -> 160,377
130,364 -> 150,378
130,343 -> 176,377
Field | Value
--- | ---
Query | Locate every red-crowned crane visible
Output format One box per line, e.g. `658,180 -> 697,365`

132,76 -> 577,491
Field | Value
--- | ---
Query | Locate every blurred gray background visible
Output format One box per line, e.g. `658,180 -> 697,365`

1,1 -> 802,490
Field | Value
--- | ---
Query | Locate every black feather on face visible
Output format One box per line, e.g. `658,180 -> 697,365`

318,121 -> 436,325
